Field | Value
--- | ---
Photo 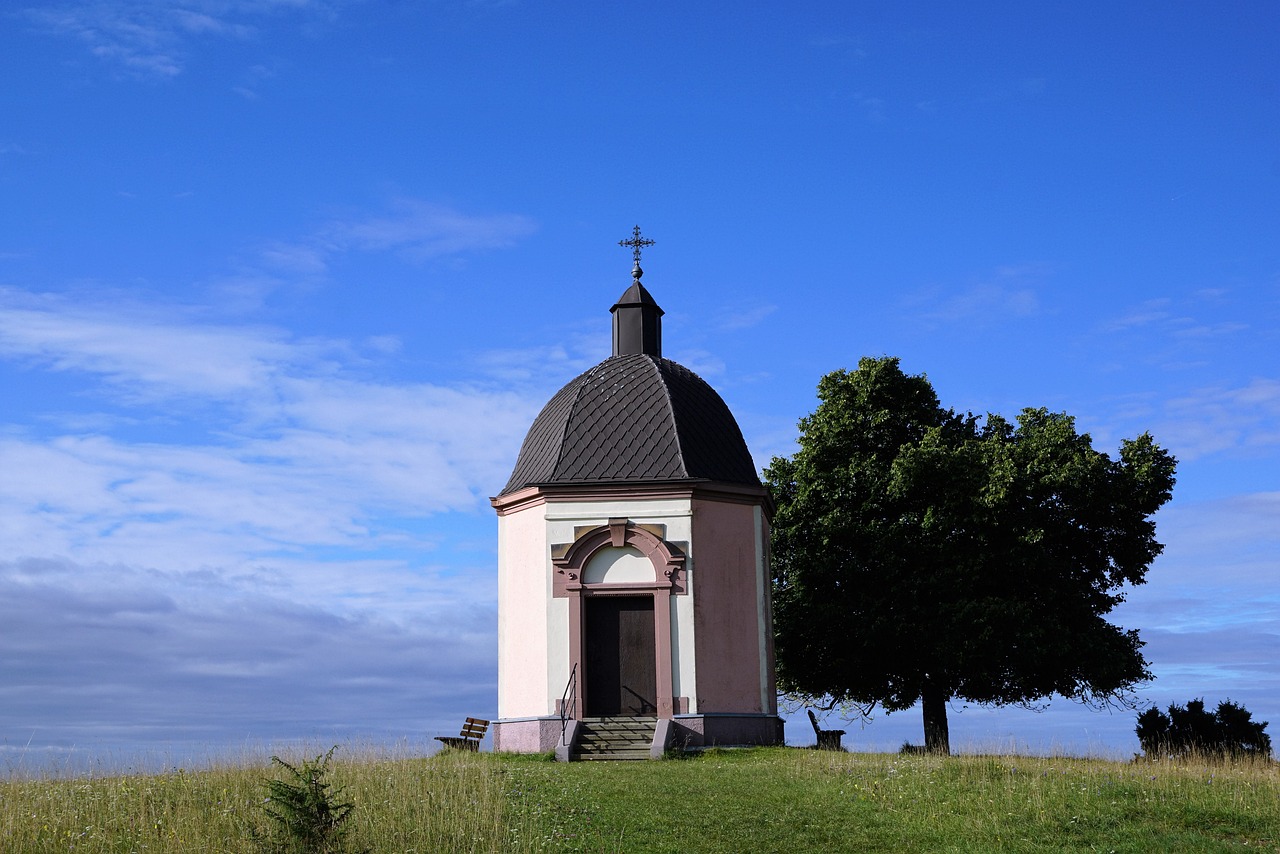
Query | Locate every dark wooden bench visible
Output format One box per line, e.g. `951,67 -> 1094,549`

808,709 -> 845,751
435,717 -> 489,752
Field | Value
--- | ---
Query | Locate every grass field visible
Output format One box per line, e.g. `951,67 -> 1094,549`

2,746 -> 1276,852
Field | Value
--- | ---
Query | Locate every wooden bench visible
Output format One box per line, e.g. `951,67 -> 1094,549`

435,717 -> 489,752
808,709 -> 845,751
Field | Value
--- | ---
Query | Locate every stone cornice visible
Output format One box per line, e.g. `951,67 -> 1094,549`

491,479 -> 771,517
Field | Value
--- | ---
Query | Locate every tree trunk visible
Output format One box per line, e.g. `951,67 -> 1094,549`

921,681 -> 951,755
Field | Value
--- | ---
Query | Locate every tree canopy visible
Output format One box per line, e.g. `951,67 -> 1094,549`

765,357 -> 1177,753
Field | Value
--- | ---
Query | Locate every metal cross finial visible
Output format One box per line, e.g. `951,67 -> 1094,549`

618,225 -> 655,266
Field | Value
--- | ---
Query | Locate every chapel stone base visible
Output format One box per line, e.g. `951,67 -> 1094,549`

492,714 -> 784,755
669,714 -> 784,749
492,717 -> 569,753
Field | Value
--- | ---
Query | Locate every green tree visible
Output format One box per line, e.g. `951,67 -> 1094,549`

766,357 -> 1176,753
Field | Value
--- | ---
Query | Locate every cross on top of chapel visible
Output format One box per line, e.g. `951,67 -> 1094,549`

618,225 -> 655,279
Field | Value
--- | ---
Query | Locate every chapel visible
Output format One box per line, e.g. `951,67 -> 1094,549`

490,230 -> 783,759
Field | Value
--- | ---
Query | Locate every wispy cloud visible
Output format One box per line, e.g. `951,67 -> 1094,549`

903,266 -> 1043,329
0,289 -> 297,399
1100,295 -> 1249,340
472,337 -> 605,387
201,200 -> 537,310
23,0 -> 335,79
317,200 -> 538,261
1093,288 -> 1261,379
1091,378 -> 1280,462
1099,298 -> 1174,333
1159,379 -> 1280,459
258,200 -> 539,278
717,303 -> 777,332
0,291 -> 540,565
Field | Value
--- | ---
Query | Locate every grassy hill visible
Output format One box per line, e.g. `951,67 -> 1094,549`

3,746 -> 1276,852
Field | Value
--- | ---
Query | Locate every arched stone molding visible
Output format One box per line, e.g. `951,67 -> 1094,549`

551,517 -> 686,597
550,518 -> 688,719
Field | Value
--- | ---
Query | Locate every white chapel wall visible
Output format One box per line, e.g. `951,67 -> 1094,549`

495,502 -> 551,719
582,546 -> 653,584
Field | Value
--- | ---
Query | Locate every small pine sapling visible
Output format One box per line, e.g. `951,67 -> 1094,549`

259,746 -> 360,853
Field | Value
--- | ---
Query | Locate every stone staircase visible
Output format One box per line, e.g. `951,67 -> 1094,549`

572,716 -> 657,761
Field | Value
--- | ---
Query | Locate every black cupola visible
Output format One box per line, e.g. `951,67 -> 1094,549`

610,269 -> 664,357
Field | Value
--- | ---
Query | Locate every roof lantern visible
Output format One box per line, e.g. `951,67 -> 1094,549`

498,228 -> 760,496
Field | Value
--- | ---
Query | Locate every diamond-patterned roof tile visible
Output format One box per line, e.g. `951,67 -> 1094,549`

499,354 -> 760,495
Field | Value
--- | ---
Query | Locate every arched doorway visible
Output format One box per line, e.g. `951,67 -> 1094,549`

551,518 -> 686,718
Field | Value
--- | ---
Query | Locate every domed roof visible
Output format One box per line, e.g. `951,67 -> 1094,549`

499,353 -> 762,496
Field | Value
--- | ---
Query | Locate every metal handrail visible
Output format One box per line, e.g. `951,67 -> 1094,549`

559,662 -> 578,745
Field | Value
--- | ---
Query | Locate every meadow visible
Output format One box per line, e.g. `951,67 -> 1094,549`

2,746 -> 1276,852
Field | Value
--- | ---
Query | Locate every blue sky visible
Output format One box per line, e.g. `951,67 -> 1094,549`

1,1 -> 1277,771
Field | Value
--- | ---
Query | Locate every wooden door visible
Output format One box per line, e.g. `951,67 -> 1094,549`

584,596 -> 657,716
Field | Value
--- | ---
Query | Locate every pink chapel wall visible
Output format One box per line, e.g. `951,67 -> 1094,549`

690,497 -> 776,715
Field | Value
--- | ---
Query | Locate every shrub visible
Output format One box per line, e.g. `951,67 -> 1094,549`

259,746 -> 360,853
1137,699 -> 1272,760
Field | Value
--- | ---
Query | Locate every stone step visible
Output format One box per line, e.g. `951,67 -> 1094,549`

575,749 -> 650,761
578,727 -> 651,739
580,716 -> 657,726
571,716 -> 656,761
578,738 -> 648,750
579,728 -> 653,739
576,742 -> 645,752
579,719 -> 655,733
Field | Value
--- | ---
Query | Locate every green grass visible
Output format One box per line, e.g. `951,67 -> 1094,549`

505,748 -> 1279,852
2,746 -> 1276,852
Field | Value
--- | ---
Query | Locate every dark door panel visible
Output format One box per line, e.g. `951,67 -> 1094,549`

584,596 -> 656,716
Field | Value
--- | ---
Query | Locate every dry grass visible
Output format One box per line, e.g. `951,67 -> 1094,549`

1,745 -> 1276,852
0,745 -> 513,853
